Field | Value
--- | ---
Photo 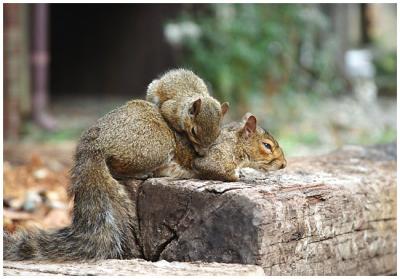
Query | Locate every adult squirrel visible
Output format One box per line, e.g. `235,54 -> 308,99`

5,68 -> 231,261
4,103 -> 285,260
146,68 -> 229,155
4,99 -> 284,260
4,100 -> 198,261
155,113 -> 287,182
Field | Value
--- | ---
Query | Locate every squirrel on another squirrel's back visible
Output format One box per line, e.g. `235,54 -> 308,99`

4,69 -> 286,262
156,112 -> 286,182
4,69 -> 229,261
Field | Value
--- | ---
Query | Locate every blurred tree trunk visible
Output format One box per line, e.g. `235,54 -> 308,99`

332,4 -> 349,78
360,4 -> 371,45
4,4 -> 27,140
30,3 -> 56,130
19,5 -> 31,115
321,4 -> 353,90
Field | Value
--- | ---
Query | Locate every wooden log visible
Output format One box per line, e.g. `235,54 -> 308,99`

3,259 -> 264,276
135,143 -> 396,275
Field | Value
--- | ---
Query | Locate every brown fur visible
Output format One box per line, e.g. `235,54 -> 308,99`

146,68 -> 229,155
4,104 -> 285,260
193,113 -> 286,181
3,100 -> 183,261
156,113 -> 287,182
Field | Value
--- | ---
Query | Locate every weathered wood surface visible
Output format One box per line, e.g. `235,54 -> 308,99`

3,259 -> 265,276
3,143 -> 396,275
134,143 -> 396,275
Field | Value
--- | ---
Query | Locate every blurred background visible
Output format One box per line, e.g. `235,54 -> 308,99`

3,3 -> 397,231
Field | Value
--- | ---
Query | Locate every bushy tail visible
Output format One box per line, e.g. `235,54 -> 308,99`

4,129 -> 141,261
3,226 -> 115,261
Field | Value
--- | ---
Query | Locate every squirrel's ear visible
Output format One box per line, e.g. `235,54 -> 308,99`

243,114 -> 257,138
241,112 -> 253,122
221,102 -> 229,117
189,98 -> 202,116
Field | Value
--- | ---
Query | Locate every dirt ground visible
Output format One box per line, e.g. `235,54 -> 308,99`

3,142 -> 75,233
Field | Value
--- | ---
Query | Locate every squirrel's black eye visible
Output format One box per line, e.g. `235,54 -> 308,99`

263,143 -> 272,150
191,127 -> 196,136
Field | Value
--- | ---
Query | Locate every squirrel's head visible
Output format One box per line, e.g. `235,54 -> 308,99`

183,97 -> 229,156
147,68 -> 229,155
147,69 -> 210,103
237,113 -> 286,171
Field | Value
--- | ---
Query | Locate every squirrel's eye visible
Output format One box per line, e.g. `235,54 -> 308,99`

263,143 -> 272,150
191,127 -> 197,136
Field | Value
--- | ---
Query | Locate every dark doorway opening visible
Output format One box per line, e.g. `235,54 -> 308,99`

49,4 -> 182,99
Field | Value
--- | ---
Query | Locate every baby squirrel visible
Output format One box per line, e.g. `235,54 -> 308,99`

155,113 -> 287,182
146,68 -> 229,155
193,113 -> 287,181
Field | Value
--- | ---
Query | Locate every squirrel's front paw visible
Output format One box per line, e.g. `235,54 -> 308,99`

237,167 -> 265,180
134,173 -> 154,180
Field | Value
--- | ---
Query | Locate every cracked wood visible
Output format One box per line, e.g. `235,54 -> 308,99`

134,143 -> 396,275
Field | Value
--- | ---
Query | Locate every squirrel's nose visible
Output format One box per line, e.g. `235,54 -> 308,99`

280,160 -> 287,169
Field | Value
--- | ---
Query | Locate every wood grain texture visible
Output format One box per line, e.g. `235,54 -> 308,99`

3,259 -> 264,276
137,143 -> 396,275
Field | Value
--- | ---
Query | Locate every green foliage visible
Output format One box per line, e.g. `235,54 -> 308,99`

374,50 -> 397,95
21,121 -> 84,143
171,4 -> 344,112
